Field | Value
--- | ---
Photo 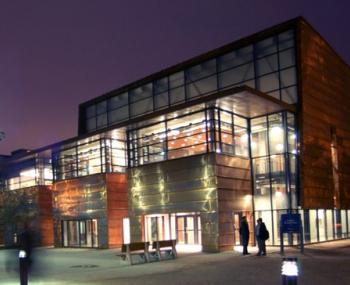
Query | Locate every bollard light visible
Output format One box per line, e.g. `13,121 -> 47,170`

281,257 -> 298,285
19,250 -> 27,259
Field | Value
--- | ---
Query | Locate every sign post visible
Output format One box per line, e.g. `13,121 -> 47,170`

280,213 -> 303,255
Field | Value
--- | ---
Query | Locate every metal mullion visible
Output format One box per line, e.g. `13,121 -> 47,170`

209,107 -> 216,152
266,116 -> 275,244
276,36 -> 282,100
282,112 -> 292,211
247,118 -> 256,232
217,109 -> 222,152
346,210 -> 349,236
164,120 -> 168,160
75,144 -> 79,177
78,220 -> 81,247
332,209 -> 335,239
126,131 -> 131,168
61,221 -> 65,247
205,107 -> 209,153
91,219 -> 94,248
231,112 -> 235,155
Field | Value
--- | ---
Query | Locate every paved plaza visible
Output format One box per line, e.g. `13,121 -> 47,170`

1,240 -> 350,285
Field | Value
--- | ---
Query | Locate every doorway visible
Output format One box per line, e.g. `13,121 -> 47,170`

176,215 -> 201,244
62,219 -> 98,248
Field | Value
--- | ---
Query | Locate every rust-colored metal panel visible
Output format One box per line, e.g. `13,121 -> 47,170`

106,173 -> 128,248
52,174 -> 108,248
299,20 -> 350,208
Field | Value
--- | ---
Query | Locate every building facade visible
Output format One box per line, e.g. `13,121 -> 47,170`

1,17 -> 349,251
0,150 -> 53,247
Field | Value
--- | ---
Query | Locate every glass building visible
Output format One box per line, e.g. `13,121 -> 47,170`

1,17 -> 350,250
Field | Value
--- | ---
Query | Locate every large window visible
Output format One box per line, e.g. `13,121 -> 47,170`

0,156 -> 52,191
128,106 -> 249,167
81,29 -> 297,134
52,134 -> 126,181
251,111 -> 297,212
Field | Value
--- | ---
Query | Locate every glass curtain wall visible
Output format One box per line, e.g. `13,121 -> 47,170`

0,157 -> 52,191
52,135 -> 126,181
251,111 -> 297,244
301,209 -> 350,243
83,29 -> 297,133
128,106 -> 249,167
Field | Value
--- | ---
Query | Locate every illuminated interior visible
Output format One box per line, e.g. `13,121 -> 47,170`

128,105 -> 249,167
144,213 -> 201,245
52,131 -> 126,180
1,157 -> 53,191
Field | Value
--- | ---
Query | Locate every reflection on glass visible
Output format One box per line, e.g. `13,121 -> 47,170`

269,113 -> 284,155
53,136 -> 126,180
318,210 -> 326,241
3,157 -> 53,191
326,210 -> 333,240
309,210 -> 317,242
251,117 -> 268,157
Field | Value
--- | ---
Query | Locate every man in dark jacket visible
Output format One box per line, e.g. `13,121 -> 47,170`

239,216 -> 250,255
255,218 -> 268,256
18,223 -> 34,285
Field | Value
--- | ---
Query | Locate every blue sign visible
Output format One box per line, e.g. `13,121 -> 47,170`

280,214 -> 301,233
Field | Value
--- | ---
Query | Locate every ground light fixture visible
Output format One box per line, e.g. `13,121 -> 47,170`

281,257 -> 298,285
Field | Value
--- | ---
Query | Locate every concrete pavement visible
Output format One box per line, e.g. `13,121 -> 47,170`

1,240 -> 350,284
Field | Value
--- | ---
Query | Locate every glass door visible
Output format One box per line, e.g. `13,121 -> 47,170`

61,219 -> 98,248
176,215 -> 200,244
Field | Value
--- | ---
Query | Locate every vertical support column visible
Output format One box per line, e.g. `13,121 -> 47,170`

201,212 -> 219,252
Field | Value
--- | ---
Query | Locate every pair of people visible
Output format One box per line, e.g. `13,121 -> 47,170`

239,216 -> 268,256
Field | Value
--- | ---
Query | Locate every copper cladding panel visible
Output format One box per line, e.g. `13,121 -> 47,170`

299,21 -> 350,208
106,173 -> 128,248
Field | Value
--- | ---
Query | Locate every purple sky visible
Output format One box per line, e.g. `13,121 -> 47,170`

1,0 -> 350,155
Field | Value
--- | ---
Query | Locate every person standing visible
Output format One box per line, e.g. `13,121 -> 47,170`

18,223 -> 34,285
255,218 -> 268,256
239,216 -> 250,255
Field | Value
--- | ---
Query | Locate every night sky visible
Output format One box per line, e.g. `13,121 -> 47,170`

1,0 -> 350,155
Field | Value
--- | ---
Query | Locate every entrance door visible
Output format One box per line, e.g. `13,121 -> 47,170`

176,215 -> 199,244
62,219 -> 98,248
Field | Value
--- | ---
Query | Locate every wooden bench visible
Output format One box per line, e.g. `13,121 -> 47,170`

117,242 -> 150,265
152,239 -> 177,260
